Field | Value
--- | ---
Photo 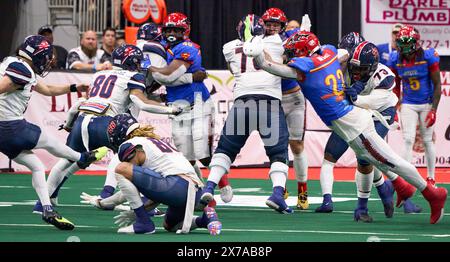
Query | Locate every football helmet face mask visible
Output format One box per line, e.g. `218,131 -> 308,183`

283,31 -> 320,58
338,32 -> 365,53
18,35 -> 54,76
162,12 -> 190,44
348,41 -> 379,82
107,113 -> 139,152
137,22 -> 162,42
396,25 -> 420,56
112,44 -> 143,71
262,8 -> 287,34
236,14 -> 265,41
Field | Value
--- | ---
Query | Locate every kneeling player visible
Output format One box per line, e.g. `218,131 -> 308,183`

107,114 -> 222,234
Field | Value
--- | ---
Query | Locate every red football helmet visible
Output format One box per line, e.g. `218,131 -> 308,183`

396,25 -> 420,55
283,31 -> 320,58
262,8 -> 287,31
162,12 -> 191,38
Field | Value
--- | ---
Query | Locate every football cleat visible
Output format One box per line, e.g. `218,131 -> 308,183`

117,220 -> 156,234
283,188 -> 289,199
42,207 -> 75,230
77,146 -> 109,169
354,208 -> 373,223
266,193 -> 293,214
376,180 -> 394,218
148,208 -> 165,217
207,221 -> 222,236
403,198 -> 423,214
204,207 -> 222,235
200,186 -> 215,205
220,185 -> 233,203
426,177 -> 436,186
315,194 -> 334,213
33,200 -> 43,214
392,177 -> 416,208
297,191 -> 309,210
421,184 -> 447,224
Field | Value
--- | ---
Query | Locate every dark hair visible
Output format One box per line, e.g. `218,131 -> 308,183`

102,27 -> 116,36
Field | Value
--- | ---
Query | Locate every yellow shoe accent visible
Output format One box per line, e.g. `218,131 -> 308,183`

94,146 -> 109,161
283,189 -> 289,200
296,192 -> 309,210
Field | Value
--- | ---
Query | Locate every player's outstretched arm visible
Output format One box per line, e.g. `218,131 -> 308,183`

253,51 -> 297,79
150,59 -> 190,83
34,82 -> 88,96
129,89 -> 179,115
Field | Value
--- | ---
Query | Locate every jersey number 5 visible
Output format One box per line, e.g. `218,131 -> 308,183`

90,75 -> 118,98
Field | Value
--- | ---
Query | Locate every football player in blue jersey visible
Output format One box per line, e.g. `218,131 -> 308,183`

262,8 -> 310,209
387,25 -> 441,186
0,35 -> 107,230
377,23 -> 403,66
316,33 -> 422,217
149,13 -> 233,205
244,30 -> 447,224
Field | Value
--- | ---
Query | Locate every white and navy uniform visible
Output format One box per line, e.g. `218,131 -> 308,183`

218,34 -> 288,163
66,68 -> 146,152
66,47 -> 107,70
0,57 -> 41,159
122,137 -> 202,226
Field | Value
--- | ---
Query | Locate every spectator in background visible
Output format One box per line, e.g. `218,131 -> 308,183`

66,30 -> 112,72
285,20 -> 300,32
38,25 -> 68,69
100,27 -> 116,63
116,34 -> 126,47
377,23 -> 403,65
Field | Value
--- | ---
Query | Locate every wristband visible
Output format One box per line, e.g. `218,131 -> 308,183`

69,84 -> 77,92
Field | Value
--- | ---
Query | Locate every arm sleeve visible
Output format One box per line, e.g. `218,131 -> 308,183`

253,53 -> 298,79
353,89 -> 395,110
129,94 -> 174,115
152,64 -> 188,84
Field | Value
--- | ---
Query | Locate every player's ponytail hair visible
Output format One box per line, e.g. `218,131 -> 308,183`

128,124 -> 160,140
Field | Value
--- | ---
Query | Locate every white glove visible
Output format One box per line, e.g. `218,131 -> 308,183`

243,36 -> 264,57
114,210 -> 136,228
80,192 -> 102,209
300,14 -> 311,32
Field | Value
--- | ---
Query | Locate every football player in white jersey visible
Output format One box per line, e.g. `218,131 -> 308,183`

316,36 -> 422,218
0,35 -> 107,230
35,44 -> 181,212
199,14 -> 293,214
83,114 -> 222,234
262,8 -> 311,209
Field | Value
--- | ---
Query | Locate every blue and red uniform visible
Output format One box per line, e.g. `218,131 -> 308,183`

387,48 -> 440,105
287,45 -> 353,126
165,40 -> 210,104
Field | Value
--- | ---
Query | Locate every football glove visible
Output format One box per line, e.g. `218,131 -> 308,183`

114,210 -> 136,228
243,36 -> 264,57
425,108 -> 436,128
300,14 -> 312,32
80,192 -> 102,209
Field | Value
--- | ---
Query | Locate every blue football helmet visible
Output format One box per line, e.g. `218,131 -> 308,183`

137,23 -> 162,42
348,41 -> 379,82
18,35 -> 54,76
112,44 -> 143,71
237,14 -> 266,41
338,32 -> 365,53
107,113 -> 139,152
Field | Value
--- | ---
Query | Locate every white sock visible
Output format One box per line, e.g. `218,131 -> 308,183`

100,191 -> 127,208
104,155 -> 120,189
320,159 -> 335,195
423,141 -> 436,179
384,170 -> 399,181
115,174 -> 143,209
293,151 -> 308,183
13,152 -> 51,206
47,159 -> 79,196
207,166 -> 226,185
35,131 -> 81,162
356,169 -> 373,199
372,168 -> 385,187
269,162 -> 288,188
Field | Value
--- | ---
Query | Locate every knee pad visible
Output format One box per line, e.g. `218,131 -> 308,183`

209,153 -> 231,173
269,161 -> 289,177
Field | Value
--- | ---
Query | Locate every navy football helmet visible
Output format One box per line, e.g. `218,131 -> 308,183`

107,113 -> 139,152
112,44 -> 143,71
237,14 -> 265,41
137,23 -> 162,42
348,41 -> 379,82
338,32 -> 365,53
18,35 -> 54,76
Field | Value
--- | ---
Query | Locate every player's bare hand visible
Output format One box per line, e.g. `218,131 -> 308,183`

193,70 -> 208,82
76,84 -> 89,92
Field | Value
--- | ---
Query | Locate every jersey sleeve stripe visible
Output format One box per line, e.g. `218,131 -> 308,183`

5,70 -> 33,85
127,82 -> 145,91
